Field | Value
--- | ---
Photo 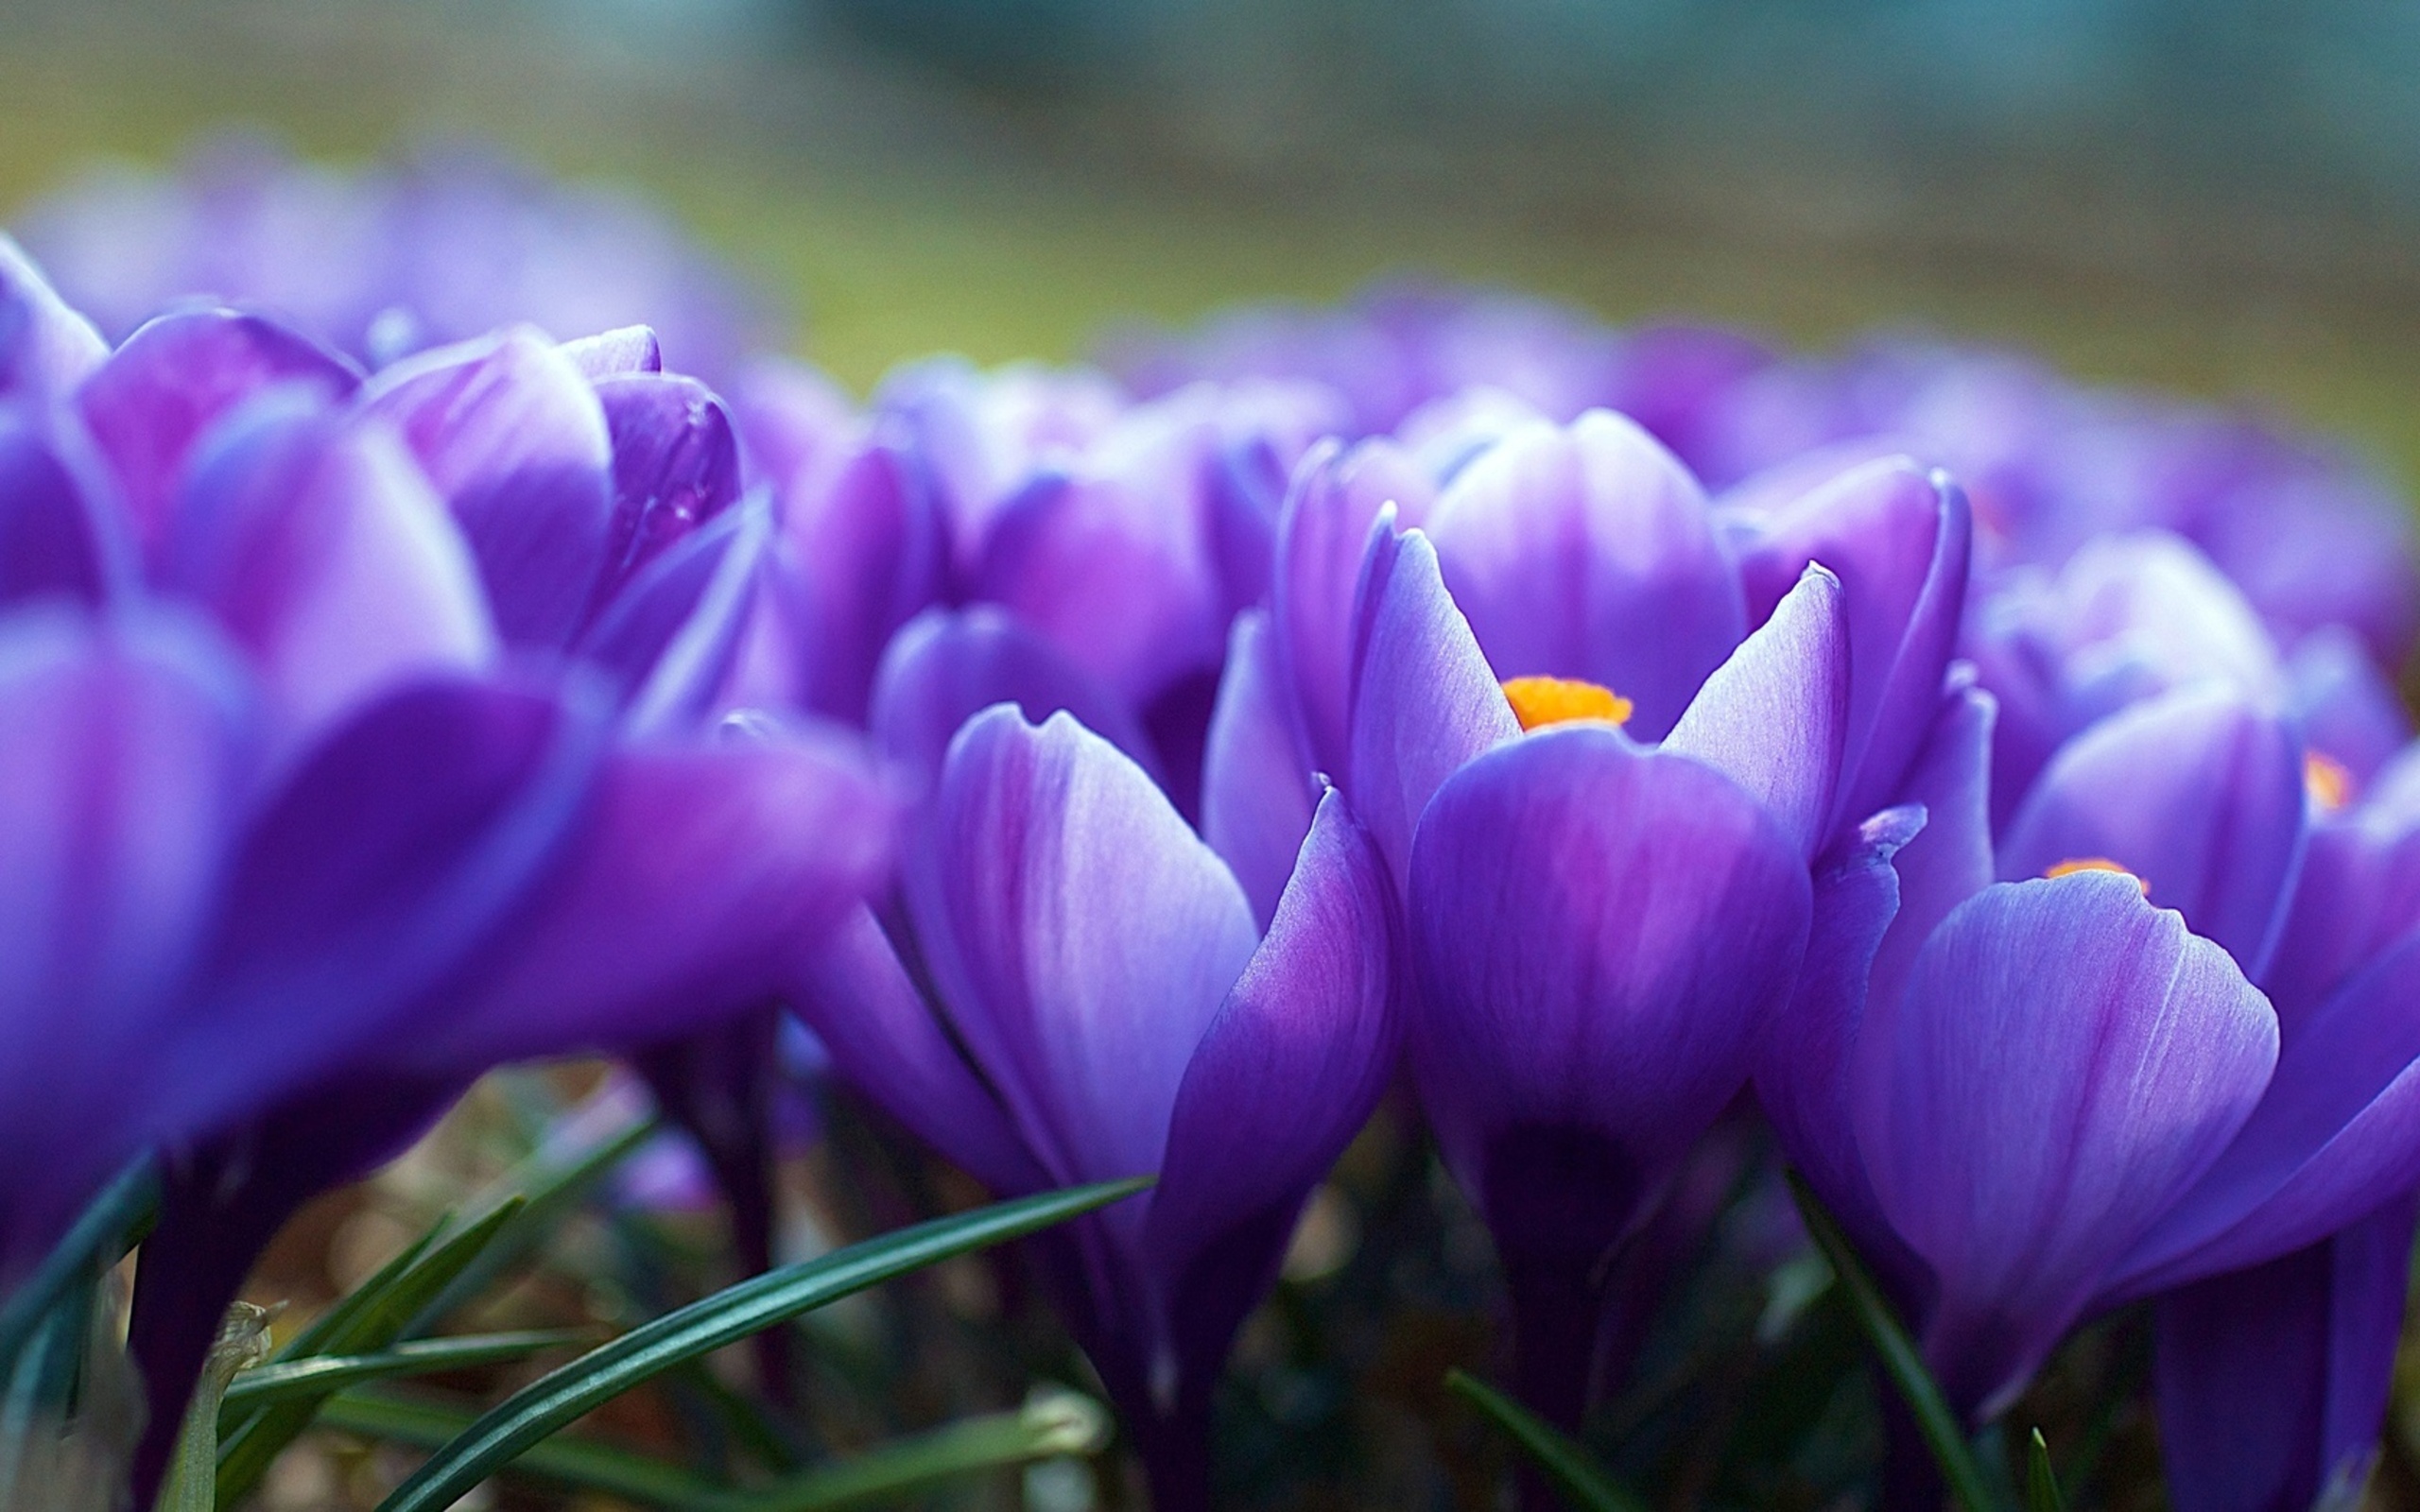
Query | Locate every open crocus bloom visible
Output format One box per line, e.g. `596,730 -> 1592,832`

789,706 -> 1395,1511
0,242 -> 898,1494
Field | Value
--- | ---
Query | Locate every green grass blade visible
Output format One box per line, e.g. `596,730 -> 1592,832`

1786,1172 -> 2006,1512
372,1178 -> 1149,1512
216,1198 -> 527,1504
319,1388 -> 728,1508
726,1387 -> 1110,1512
323,1386 -> 1110,1512
0,1157 -> 156,1374
219,1331 -> 592,1416
2026,1429 -> 2065,1512
1445,1369 -> 1651,1512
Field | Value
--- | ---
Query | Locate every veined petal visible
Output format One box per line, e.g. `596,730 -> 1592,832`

164,393 -> 496,741
359,327 -> 614,648
1854,871 -> 2277,1415
2000,684 -> 2305,978
1200,611 -> 1319,929
1344,522 -> 1519,883
908,708 -> 1260,1191
76,308 -> 359,553
1409,726 -> 1809,1256
1663,562 -> 1848,859
1146,790 -> 1396,1406
1422,410 -> 1743,739
869,606 -> 1160,793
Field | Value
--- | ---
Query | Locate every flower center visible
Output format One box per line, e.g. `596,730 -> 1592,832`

1500,676 -> 1634,731
2305,751 -> 2354,813
2045,857 -> 2150,895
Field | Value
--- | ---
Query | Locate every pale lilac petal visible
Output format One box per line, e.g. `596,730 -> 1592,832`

0,233 -> 108,402
559,325 -> 661,380
2286,627 -> 2411,783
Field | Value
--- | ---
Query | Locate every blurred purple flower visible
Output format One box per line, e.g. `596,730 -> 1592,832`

17,136 -> 773,381
791,708 -> 1395,1510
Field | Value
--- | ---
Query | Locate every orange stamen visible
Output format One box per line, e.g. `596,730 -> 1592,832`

1501,676 -> 1634,731
2306,752 -> 2355,814
2045,858 -> 2151,895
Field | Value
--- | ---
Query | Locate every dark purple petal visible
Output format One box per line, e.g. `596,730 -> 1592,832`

1343,523 -> 1519,883
589,373 -> 742,616
907,708 -> 1260,1192
1664,563 -> 1849,859
1423,410 -> 1743,739
0,610 -> 251,1280
408,720 -> 898,1071
1273,439 -> 1436,778
75,308 -> 359,552
2152,1195 -> 2416,1512
164,393 -> 495,739
786,907 -> 1047,1195
1999,685 -> 2305,978
359,327 -> 614,647
1730,457 -> 1970,832
1200,612 -> 1318,929
1854,871 -> 2277,1416
575,496 -> 770,732
772,436 -> 945,723
1145,789 -> 1396,1412
0,411 -> 118,607
868,605 -> 1160,794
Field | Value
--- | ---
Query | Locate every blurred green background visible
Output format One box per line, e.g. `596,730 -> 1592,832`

5,0 -> 2420,482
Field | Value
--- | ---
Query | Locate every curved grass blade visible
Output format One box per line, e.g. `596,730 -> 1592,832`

324,1385 -> 1108,1511
219,1331 -> 592,1416
0,1157 -> 156,1375
215,1198 -> 527,1504
1445,1369 -> 1651,1512
156,1304 -> 277,1512
2026,1429 -> 2065,1512
373,1178 -> 1149,1512
1785,1172 -> 2005,1512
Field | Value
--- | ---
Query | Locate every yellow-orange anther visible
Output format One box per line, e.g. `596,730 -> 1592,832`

1501,676 -> 1634,731
2045,858 -> 2151,895
2306,752 -> 2355,814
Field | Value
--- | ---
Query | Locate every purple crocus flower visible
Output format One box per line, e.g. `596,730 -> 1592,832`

19,135 -> 770,380
790,707 -> 1395,1509
0,244 -> 896,1493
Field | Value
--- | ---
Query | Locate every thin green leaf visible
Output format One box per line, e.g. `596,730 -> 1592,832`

219,1331 -> 592,1416
2026,1429 -> 2066,1512
0,1158 -> 156,1375
323,1385 -> 1109,1512
215,1199 -> 527,1505
154,1304 -> 277,1512
1786,1172 -> 2006,1512
1445,1369 -> 1651,1512
372,1178 -> 1150,1512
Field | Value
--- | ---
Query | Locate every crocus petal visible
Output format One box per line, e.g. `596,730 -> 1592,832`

1730,457 -> 1970,830
1409,725 -> 1810,1254
0,412 -> 116,607
559,325 -> 662,380
1343,522 -> 1519,883
1200,611 -> 1318,929
1999,684 -> 2305,978
409,718 -> 899,1071
2286,627 -> 2411,784
76,309 -> 360,553
772,435 -> 945,723
977,468 -> 1225,704
787,906 -> 1049,1196
0,610 -> 250,1278
868,605 -> 1160,794
1422,410 -> 1743,738
589,373 -> 742,616
1273,438 -> 1437,777
2152,1195 -> 2416,1512
908,707 -> 1261,1191
359,327 -> 614,648
0,233 -> 108,401
164,394 -> 496,740
576,495 -> 770,733
1145,789 -> 1396,1409
1854,871 -> 2278,1416
2115,933 -> 2420,1290
1663,563 -> 1848,859
1867,683 -> 1998,1018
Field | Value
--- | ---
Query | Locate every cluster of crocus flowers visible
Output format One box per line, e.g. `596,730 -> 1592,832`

7,190 -> 2420,1512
